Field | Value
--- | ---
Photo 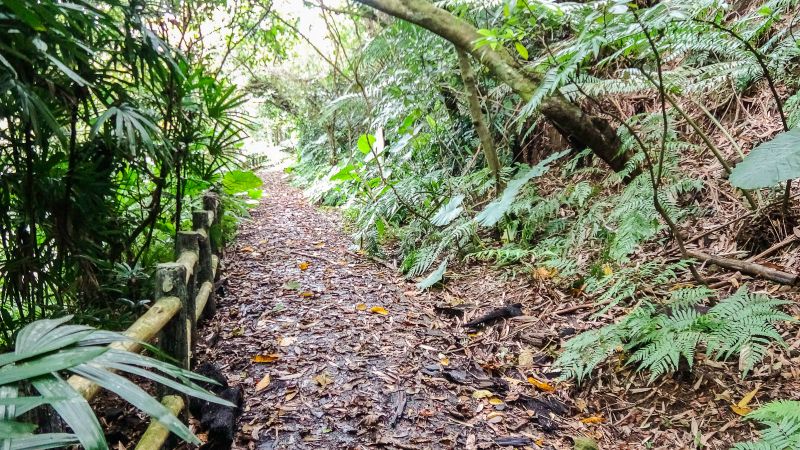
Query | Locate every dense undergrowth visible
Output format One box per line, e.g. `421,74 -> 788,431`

0,0 -> 275,346
256,0 -> 800,445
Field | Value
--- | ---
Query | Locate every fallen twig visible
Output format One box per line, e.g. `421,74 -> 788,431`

687,249 -> 798,285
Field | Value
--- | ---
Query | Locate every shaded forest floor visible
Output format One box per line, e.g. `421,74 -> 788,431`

192,170 -> 795,450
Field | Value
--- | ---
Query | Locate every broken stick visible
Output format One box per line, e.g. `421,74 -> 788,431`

687,249 -> 798,285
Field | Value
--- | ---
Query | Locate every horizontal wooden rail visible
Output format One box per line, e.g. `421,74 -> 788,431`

134,395 -> 185,450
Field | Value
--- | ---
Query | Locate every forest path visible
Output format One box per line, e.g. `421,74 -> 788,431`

198,171 -> 495,449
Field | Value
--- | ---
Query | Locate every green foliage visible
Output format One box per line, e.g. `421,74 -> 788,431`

0,317 -> 232,449
556,287 -> 792,384
734,401 -> 800,450
222,170 -> 264,195
730,127 -> 800,189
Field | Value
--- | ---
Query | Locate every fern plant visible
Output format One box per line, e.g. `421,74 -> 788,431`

556,286 -> 792,383
734,400 -> 800,450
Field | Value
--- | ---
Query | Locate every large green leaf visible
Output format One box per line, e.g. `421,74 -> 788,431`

7,434 -> 80,450
730,127 -> 800,189
32,376 -> 106,450
0,420 -> 37,436
0,348 -> 107,385
417,259 -> 448,290
431,195 -> 465,227
475,150 -> 569,227
69,365 -> 200,445
222,170 -> 263,194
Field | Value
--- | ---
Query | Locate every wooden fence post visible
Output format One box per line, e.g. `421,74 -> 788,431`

156,263 -> 190,371
176,231 -> 200,351
202,192 -> 223,256
193,210 -> 216,318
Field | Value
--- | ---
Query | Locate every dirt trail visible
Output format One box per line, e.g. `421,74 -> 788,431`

198,172 -> 492,449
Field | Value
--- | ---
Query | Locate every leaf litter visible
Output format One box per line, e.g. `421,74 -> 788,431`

192,171 -> 797,449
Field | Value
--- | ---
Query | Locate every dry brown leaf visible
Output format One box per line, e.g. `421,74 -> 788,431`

518,349 -> 534,368
527,377 -> 556,392
241,246 -> 254,253
285,390 -> 297,401
278,336 -> 297,347
313,372 -> 333,388
252,354 -> 280,363
580,416 -> 605,424
369,306 -> 388,315
255,374 -> 271,392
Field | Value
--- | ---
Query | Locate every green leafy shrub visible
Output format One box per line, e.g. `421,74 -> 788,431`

0,316 -> 232,450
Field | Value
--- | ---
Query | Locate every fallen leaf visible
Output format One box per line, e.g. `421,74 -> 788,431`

533,266 -> 555,280
283,281 -> 300,290
278,336 -> 297,347
355,303 -> 367,311
285,390 -> 297,401
241,246 -> 254,252
252,354 -> 279,363
731,404 -> 752,416
472,389 -> 493,399
313,372 -> 333,388
439,356 -> 450,366
370,306 -> 388,315
488,396 -> 504,405
737,385 -> 761,409
527,377 -> 556,392
580,416 -> 605,424
300,291 -> 314,298
314,242 -> 326,248
299,262 -> 310,271
518,349 -> 534,367
255,374 -> 271,392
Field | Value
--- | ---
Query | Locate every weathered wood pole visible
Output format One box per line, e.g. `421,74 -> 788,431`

202,192 -> 223,255
156,263 -> 190,369
176,231 -> 200,350
193,210 -> 216,318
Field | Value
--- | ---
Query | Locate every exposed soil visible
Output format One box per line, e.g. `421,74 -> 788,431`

192,170 -> 800,450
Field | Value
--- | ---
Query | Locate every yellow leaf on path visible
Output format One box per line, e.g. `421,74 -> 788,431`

533,266 -> 556,280
355,303 -> 367,311
241,246 -> 254,253
314,242 -> 325,248
580,416 -> 605,424
528,377 -> 556,393
731,404 -> 752,416
285,390 -> 297,401
370,306 -> 389,315
300,291 -> 314,298
738,385 -> 760,409
313,372 -> 333,388
255,374 -> 271,392
439,357 -> 450,366
299,262 -> 309,271
488,397 -> 504,405
252,354 -> 279,363
472,389 -> 493,399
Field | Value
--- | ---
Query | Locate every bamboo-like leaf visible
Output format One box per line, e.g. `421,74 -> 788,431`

0,348 -> 107,385
32,375 -> 106,450
69,365 -> 200,445
7,434 -> 80,450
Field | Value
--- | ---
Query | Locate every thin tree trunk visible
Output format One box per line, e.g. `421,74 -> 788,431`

355,0 -> 631,174
457,48 -> 501,185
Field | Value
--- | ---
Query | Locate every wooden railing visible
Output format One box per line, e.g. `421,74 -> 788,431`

67,191 -> 224,449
